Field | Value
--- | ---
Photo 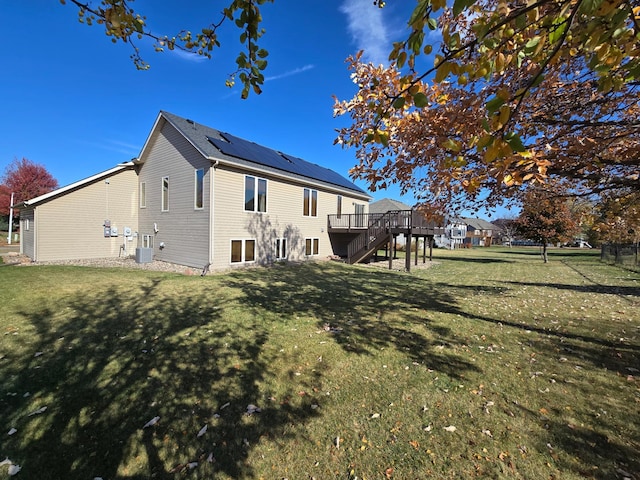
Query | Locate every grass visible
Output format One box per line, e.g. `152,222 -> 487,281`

0,248 -> 639,479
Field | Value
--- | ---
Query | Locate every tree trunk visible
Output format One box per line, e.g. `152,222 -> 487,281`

542,242 -> 548,263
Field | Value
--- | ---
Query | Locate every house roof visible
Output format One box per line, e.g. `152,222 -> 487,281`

139,111 -> 370,199
369,198 -> 413,214
15,162 -> 136,208
461,217 -> 496,230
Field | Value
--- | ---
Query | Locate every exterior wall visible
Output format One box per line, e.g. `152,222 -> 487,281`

20,209 -> 35,258
29,168 -> 138,261
211,164 -> 368,270
137,122 -> 211,268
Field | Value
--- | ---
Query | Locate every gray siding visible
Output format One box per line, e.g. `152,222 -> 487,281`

137,122 -> 211,268
20,209 -> 35,258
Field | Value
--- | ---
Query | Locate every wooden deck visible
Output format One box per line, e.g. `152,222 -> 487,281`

327,210 -> 445,270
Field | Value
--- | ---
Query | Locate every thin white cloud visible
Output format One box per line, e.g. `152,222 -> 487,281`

77,139 -> 140,157
340,0 -> 389,65
170,49 -> 209,63
265,64 -> 315,82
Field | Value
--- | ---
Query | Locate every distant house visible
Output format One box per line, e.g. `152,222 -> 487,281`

368,198 -> 413,215
461,217 -> 495,247
435,217 -> 496,248
18,111 -> 372,270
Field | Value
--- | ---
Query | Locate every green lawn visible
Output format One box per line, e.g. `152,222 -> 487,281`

0,248 -> 638,479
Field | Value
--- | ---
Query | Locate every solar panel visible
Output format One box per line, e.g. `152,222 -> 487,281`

207,133 -> 363,192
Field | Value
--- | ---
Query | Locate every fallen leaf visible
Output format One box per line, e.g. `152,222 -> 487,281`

143,416 -> 160,428
27,406 -> 47,417
8,428 -> 17,436
197,425 -> 207,437
8,464 -> 21,476
481,429 -> 493,437
443,425 -> 457,432
370,413 -> 381,419
246,404 -> 261,414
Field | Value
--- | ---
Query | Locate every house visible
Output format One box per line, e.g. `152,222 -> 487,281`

17,111 -> 372,270
434,217 -> 496,248
435,218 -> 468,249
461,217 -> 495,247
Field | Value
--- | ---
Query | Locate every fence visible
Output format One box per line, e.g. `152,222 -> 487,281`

601,243 -> 639,270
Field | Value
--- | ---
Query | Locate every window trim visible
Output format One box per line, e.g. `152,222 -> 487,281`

194,168 -> 204,210
305,237 -> 320,256
142,234 -> 154,248
161,176 -> 169,212
336,195 -> 342,219
230,238 -> 257,264
244,175 -> 267,213
275,237 -> 287,260
303,188 -> 318,217
139,181 -> 146,209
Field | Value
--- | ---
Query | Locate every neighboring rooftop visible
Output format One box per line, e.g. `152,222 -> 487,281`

369,198 -> 413,214
461,217 -> 496,230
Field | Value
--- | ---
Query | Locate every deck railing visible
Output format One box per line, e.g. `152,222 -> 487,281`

328,210 -> 442,232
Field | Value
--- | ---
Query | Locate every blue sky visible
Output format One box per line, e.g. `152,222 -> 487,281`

0,1 -> 510,218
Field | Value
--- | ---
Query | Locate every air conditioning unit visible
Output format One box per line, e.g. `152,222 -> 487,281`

135,247 -> 153,263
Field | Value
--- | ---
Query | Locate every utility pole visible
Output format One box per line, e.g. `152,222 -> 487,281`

7,192 -> 14,244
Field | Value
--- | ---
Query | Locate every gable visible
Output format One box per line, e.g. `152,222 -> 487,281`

138,111 -> 370,200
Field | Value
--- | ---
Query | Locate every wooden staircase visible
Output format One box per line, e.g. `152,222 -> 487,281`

347,212 -> 394,264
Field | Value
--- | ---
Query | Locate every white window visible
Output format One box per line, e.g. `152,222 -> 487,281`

139,182 -> 146,208
244,176 -> 267,212
305,238 -> 319,256
303,188 -> 318,217
143,234 -> 154,248
194,169 -> 204,209
275,238 -> 287,260
231,239 -> 256,263
161,176 -> 169,212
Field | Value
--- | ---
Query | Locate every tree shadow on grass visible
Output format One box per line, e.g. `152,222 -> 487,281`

502,280 -> 640,299
224,262 -> 480,379
432,256 -> 514,264
0,277 -> 318,479
512,403 -> 640,479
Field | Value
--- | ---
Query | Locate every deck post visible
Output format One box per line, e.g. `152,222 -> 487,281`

415,236 -> 419,266
429,236 -> 434,261
388,232 -> 393,270
405,232 -> 412,272
423,236 -> 427,263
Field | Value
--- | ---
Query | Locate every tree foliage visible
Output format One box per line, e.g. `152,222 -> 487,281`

61,0 -> 272,99
333,0 -> 640,214
514,187 -> 579,261
0,158 -> 59,215
593,190 -> 640,243
56,0 -> 639,214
